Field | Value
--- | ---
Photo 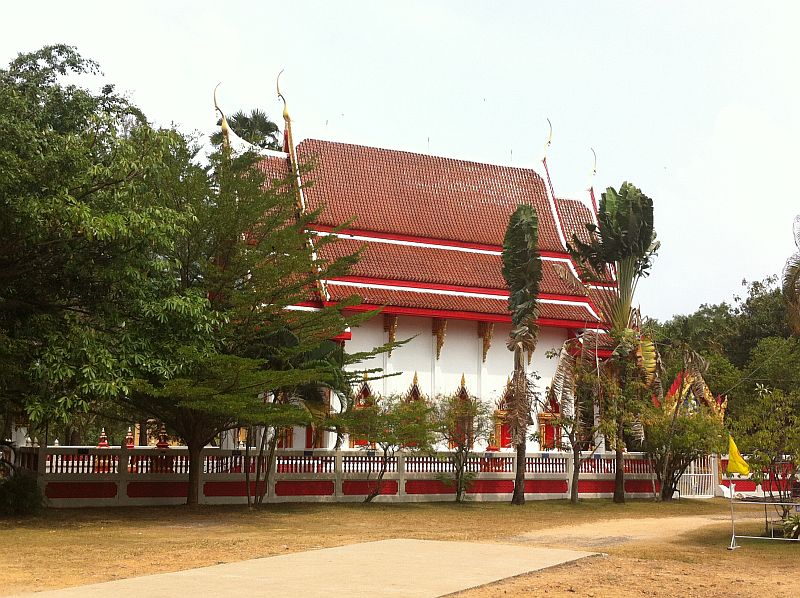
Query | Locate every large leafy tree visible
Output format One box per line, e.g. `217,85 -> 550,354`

125,142 -> 388,505
0,46 -> 215,435
569,182 -> 659,503
501,204 -> 543,505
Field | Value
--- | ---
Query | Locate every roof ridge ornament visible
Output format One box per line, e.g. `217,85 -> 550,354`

588,147 -> 600,215
276,69 -> 306,213
213,82 -> 231,151
542,118 -> 553,163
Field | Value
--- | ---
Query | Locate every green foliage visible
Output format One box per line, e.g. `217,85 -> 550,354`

650,277 -> 793,420
211,108 -> 282,150
731,278 -> 790,368
566,182 -> 659,503
0,471 -> 43,516
433,391 -> 492,502
335,395 -> 434,502
641,406 -> 724,500
1,45 -> 391,506
783,513 -> 800,539
0,45 -> 218,425
502,204 -> 542,351
570,182 -> 658,279
732,385 -> 800,506
569,182 -> 658,332
337,395 -> 434,453
782,216 -> 800,335
501,204 -> 543,504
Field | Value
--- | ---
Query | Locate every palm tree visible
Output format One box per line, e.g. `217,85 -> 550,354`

501,204 -> 543,505
782,216 -> 800,335
211,109 -> 282,151
569,182 -> 659,503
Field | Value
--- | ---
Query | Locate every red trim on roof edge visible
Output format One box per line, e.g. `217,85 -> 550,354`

342,303 -> 596,329
310,225 -> 573,259
329,276 -> 594,304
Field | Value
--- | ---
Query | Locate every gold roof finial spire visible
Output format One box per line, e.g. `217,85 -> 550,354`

413,371 -> 419,386
213,82 -> 231,151
276,69 -> 304,214
588,147 -> 599,213
542,118 -> 553,162
460,373 -> 466,388
276,69 -> 290,125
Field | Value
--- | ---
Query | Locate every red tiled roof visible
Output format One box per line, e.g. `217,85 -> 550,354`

556,197 -> 594,246
327,284 -> 598,324
255,144 -> 610,327
257,155 -> 291,183
296,139 -> 565,252
317,236 -> 588,297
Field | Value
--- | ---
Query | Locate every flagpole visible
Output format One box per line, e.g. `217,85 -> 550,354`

728,476 -> 738,550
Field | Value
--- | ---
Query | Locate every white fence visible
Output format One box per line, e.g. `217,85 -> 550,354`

677,454 -> 718,498
15,446 -> 664,507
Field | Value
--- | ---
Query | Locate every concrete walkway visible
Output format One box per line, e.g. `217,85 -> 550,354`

14,539 -> 595,598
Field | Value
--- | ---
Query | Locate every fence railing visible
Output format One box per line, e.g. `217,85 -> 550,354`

15,445 -> 660,507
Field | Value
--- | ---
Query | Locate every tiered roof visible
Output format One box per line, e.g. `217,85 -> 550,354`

261,139 -> 617,330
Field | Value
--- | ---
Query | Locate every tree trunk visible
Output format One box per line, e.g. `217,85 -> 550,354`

364,449 -> 389,503
138,419 -> 148,446
244,427 -> 252,509
186,441 -> 203,506
613,415 -> 625,503
571,445 -> 581,504
512,441 -> 526,505
253,426 -> 269,507
510,347 -> 528,506
454,450 -> 467,503
256,431 -> 279,507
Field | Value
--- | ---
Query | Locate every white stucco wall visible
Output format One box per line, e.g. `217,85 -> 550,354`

335,314 -> 570,451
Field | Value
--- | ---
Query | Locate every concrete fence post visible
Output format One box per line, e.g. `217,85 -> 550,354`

334,450 -> 343,499
117,446 -> 129,506
36,445 -> 48,500
565,452 -> 574,499
397,452 -> 406,498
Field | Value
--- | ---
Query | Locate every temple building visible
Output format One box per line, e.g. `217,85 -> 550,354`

239,94 -> 617,451
253,134 -> 617,452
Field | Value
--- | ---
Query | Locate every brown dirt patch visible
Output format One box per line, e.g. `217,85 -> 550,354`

454,513 -> 796,598
0,499 -> 792,597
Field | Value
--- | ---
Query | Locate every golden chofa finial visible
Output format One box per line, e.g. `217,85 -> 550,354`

460,373 -> 466,388
362,371 -> 369,381
213,82 -> 231,150
542,118 -> 553,161
276,69 -> 290,123
413,371 -> 419,386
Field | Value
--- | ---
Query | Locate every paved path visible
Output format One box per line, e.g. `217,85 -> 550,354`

13,539 -> 595,598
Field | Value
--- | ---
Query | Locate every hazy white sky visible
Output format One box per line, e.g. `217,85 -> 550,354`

4,1 -> 799,320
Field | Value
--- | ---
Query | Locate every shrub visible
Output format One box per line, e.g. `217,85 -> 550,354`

0,472 -> 44,516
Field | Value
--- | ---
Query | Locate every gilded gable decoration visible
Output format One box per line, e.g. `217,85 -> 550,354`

477,321 -> 494,363
432,318 -> 447,360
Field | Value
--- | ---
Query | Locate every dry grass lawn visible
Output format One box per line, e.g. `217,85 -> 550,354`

1,499 -> 795,597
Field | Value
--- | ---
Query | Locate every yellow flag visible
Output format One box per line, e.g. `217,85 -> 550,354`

727,436 -> 750,476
